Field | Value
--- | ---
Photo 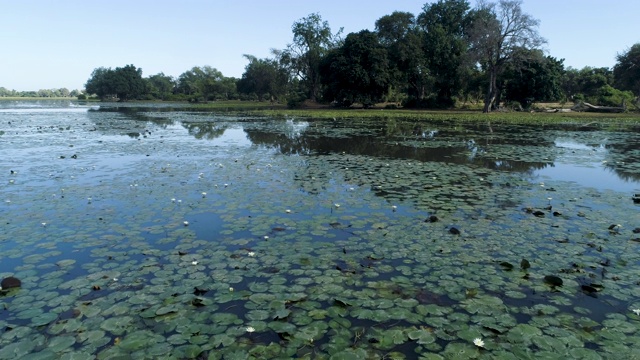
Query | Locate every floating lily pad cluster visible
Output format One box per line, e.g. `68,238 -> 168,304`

0,102 -> 639,359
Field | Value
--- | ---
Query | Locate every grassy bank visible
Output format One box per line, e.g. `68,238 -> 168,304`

180,100 -> 640,125
5,97 -> 638,125
241,108 -> 640,126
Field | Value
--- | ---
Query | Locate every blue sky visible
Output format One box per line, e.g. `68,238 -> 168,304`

1,0 -> 638,91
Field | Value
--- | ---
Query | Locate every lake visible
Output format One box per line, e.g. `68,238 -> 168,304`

1,100 -> 639,359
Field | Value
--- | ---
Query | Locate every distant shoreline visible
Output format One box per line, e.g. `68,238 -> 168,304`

0,97 -> 90,101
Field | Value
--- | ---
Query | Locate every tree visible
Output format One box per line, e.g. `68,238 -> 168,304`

147,72 -> 175,100
418,0 -> 472,107
592,85 -> 635,107
503,50 -> 565,108
237,55 -> 288,101
85,67 -> 113,99
282,13 -> 342,102
176,66 -> 232,101
375,12 -> 429,104
320,30 -> 390,108
613,43 -> 640,97
467,0 -> 546,112
111,65 -> 146,101
574,67 -> 613,99
84,65 -> 146,101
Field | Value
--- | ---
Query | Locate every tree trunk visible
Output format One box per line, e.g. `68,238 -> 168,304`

483,68 -> 498,113
571,102 -> 626,113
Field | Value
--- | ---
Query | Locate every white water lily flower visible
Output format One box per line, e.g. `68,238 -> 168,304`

473,338 -> 485,348
248,252 -> 255,257
201,192 -> 207,197
229,287 -> 234,292
285,209 -> 291,213
113,278 -> 118,282
171,198 -> 176,202
183,221 -> 189,226
246,326 -> 255,333
334,203 -> 340,208
191,260 -> 198,265
632,309 -> 640,316
264,236 -> 269,240
42,222 -> 47,227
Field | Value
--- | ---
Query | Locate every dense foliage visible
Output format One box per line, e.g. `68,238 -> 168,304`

320,30 -> 390,107
35,0 -> 637,110
613,43 -> 640,97
84,65 -> 146,101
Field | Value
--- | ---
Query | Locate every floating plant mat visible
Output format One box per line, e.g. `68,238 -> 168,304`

1,102 -> 640,359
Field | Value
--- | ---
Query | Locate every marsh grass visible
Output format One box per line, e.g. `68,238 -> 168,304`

184,101 -> 640,125
241,108 -> 640,125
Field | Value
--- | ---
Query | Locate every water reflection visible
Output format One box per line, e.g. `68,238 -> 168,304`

182,122 -> 228,140
532,137 -> 640,192
243,125 -> 552,174
78,104 -> 640,190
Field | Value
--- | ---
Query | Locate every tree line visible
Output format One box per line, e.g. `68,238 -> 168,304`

82,0 -> 639,112
0,87 -> 82,98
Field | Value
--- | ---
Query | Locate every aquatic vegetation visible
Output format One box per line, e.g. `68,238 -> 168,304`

0,101 -> 639,358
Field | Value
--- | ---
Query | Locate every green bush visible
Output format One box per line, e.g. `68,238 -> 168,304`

589,85 -> 635,107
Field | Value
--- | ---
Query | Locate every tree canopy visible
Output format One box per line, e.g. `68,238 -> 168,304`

503,50 -> 565,107
321,30 -> 390,107
467,0 -> 546,112
84,65 -> 146,101
237,55 -> 288,101
613,43 -> 640,97
75,1 -> 638,111
281,13 -> 343,102
418,0 -> 471,107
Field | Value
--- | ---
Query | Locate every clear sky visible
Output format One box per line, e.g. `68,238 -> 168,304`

1,0 -> 638,92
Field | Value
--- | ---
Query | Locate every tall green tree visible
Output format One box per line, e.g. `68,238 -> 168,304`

418,0 -> 471,107
176,66 -> 232,101
467,0 -> 546,112
111,65 -> 146,101
84,67 -> 113,99
575,67 -> 613,99
84,65 -> 146,101
237,55 -> 288,101
147,72 -> 176,100
375,12 -> 429,104
320,30 -> 390,108
613,43 -> 640,97
503,51 -> 565,108
282,13 -> 342,102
